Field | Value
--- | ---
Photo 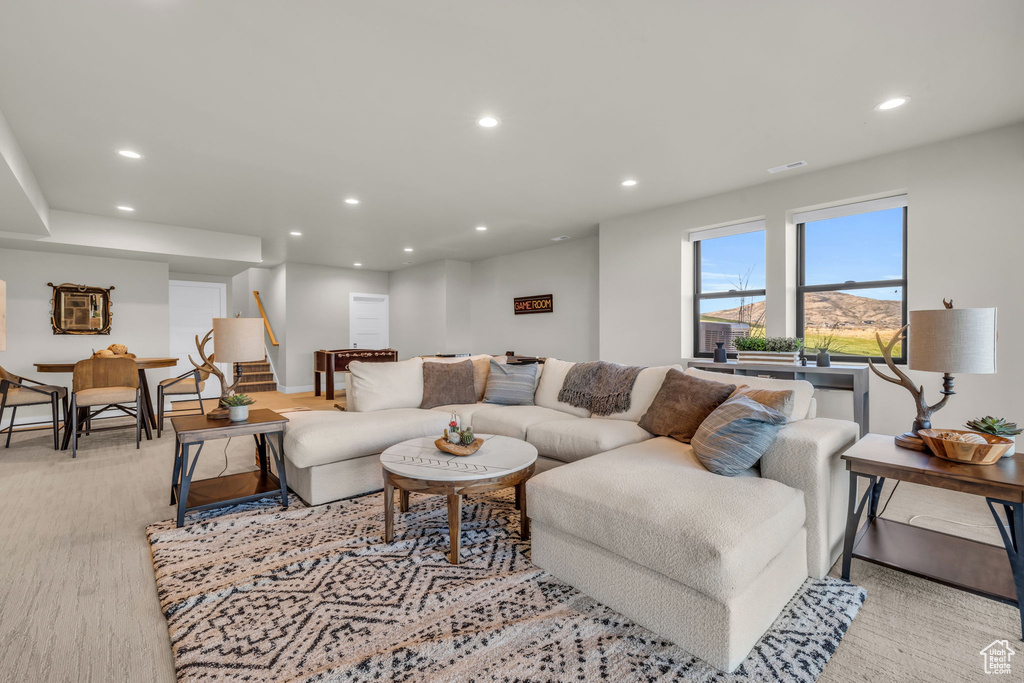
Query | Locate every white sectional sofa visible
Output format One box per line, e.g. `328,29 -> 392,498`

281,355 -> 859,672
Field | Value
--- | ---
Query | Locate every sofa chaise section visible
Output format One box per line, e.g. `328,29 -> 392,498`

528,436 -> 808,672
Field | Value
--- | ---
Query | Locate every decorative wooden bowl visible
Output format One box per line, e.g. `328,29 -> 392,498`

918,429 -> 1013,465
435,437 -> 484,456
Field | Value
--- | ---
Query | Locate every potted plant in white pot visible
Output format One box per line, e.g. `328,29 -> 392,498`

221,393 -> 256,422
734,336 -> 803,366
965,416 -> 1022,457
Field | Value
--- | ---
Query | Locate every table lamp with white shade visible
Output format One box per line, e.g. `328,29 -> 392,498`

189,316 -> 265,419
870,301 -> 997,451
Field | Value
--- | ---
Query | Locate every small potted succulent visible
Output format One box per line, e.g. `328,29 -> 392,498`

734,336 -> 804,366
965,416 -> 1022,457
221,393 -> 256,422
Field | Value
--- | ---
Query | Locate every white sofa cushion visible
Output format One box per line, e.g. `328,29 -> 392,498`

284,408 -> 449,469
348,357 -> 424,412
472,405 -> 581,440
684,367 -> 814,421
605,364 -> 682,422
430,402 -> 496,423
526,418 -> 653,463
534,358 -> 590,418
527,436 -> 806,601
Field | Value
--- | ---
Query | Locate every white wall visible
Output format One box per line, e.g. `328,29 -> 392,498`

0,247 -> 170,422
390,260 -> 477,359
599,122 -> 1024,436
471,236 -> 600,361
282,263 -> 388,391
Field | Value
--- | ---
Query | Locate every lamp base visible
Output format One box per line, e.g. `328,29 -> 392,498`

895,432 -> 928,451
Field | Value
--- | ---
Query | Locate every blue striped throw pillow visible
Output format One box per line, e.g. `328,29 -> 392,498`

483,360 -> 538,406
691,395 -> 787,476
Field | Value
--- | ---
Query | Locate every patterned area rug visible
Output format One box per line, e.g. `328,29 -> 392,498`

147,490 -> 865,682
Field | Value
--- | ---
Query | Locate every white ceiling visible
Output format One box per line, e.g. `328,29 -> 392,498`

1,0 -> 1022,273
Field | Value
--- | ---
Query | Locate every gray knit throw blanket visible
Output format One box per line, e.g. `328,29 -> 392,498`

557,361 -> 644,416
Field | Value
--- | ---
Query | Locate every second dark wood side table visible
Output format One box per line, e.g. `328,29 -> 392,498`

841,433 -> 1024,638
170,409 -> 290,527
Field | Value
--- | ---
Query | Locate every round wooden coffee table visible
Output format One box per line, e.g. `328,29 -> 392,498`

380,434 -> 537,564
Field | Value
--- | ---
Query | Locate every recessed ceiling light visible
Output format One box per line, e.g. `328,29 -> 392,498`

551,235 -> 570,241
404,248 -> 414,252
477,115 -> 500,128
344,198 -> 360,205
290,231 -> 302,236
353,262 -> 362,267
476,226 -> 487,231
116,205 -> 135,212
118,150 -> 142,159
620,179 -> 638,187
875,96 -> 909,111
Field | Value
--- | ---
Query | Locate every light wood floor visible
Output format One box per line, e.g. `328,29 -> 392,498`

0,394 -> 1017,682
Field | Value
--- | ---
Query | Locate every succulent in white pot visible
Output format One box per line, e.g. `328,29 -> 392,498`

965,416 -> 1022,457
221,393 -> 256,422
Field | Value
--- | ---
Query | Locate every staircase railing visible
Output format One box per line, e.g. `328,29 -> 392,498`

252,290 -> 279,346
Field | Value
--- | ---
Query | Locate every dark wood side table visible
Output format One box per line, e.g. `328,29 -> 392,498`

170,409 -> 290,528
842,433 -> 1024,637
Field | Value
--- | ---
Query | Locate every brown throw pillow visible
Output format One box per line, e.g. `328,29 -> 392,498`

638,368 -> 736,443
734,387 -> 796,420
421,360 -> 477,409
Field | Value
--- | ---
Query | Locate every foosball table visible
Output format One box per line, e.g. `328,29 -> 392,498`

313,348 -> 398,400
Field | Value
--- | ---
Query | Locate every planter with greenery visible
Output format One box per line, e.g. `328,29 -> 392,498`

221,393 -> 256,422
965,416 -> 1022,456
734,336 -> 804,366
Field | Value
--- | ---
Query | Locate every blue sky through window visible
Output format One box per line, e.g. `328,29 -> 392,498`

699,230 -> 765,292
698,208 -> 903,300
803,208 -> 903,298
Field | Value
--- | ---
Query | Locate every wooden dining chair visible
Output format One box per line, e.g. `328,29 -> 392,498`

156,365 -> 211,437
69,357 -> 142,458
0,365 -> 68,450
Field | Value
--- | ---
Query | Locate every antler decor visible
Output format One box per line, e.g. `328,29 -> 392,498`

869,325 -> 955,452
189,328 -> 241,407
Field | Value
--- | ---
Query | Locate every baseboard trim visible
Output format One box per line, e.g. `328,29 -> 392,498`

277,384 -> 314,394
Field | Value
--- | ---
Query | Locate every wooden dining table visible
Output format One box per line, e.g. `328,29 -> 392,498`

34,357 -> 179,445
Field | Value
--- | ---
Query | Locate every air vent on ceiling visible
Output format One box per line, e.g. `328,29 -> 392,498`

767,160 -> 807,174
551,235 -> 571,241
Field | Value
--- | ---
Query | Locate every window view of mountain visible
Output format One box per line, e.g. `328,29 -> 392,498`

700,290 -> 903,356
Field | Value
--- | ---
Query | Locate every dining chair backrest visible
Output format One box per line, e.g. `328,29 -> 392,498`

73,357 -> 139,393
0,365 -> 20,384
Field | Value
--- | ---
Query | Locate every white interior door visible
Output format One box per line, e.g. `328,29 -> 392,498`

349,293 -> 389,349
169,280 -> 228,398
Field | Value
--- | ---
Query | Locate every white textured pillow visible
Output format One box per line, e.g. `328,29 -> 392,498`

534,358 -> 591,418
683,367 -> 814,421
348,357 -> 424,412
606,364 -> 683,422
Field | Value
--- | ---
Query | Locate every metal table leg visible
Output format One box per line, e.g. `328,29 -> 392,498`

842,472 -> 883,581
986,498 -> 1024,640
176,443 -> 204,528
266,432 -> 289,508
170,437 -> 182,504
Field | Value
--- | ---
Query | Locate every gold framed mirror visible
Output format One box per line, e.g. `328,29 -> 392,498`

48,282 -> 114,335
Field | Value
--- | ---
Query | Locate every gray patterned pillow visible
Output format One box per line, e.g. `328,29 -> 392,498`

483,360 -> 538,406
691,395 -> 787,476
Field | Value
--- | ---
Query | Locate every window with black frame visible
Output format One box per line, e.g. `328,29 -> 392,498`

691,220 -> 766,357
795,195 -> 907,362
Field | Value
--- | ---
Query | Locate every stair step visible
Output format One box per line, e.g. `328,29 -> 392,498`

238,382 -> 277,393
239,372 -> 275,383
